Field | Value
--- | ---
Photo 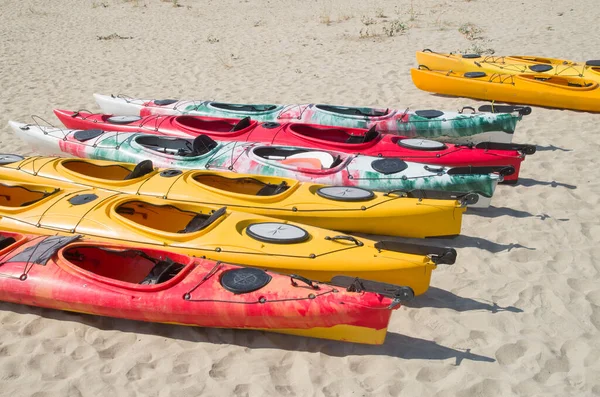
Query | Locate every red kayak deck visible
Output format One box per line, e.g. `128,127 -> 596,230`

54,110 -> 536,183
0,230 -> 406,344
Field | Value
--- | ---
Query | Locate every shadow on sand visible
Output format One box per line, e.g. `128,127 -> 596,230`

405,287 -> 523,314
0,302 -> 494,364
534,144 -> 572,152
517,178 -> 577,189
466,206 -> 569,222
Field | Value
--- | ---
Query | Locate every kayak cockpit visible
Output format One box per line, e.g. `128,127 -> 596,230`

173,115 -> 255,135
0,183 -> 59,208
288,124 -> 380,145
114,201 -> 226,235
134,134 -> 218,157
314,104 -> 390,118
62,245 -> 188,286
60,159 -> 155,181
251,146 -> 346,171
208,102 -> 279,114
192,173 -> 296,198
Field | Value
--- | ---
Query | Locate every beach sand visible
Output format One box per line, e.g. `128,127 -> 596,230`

1,0 -> 599,396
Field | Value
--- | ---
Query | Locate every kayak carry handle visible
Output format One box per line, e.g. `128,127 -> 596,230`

290,274 -> 320,290
325,235 -> 364,246
478,104 -> 532,116
374,241 -> 457,265
459,106 -> 476,114
329,276 -> 415,303
385,189 -> 479,206
447,165 -> 515,176
475,142 -> 537,155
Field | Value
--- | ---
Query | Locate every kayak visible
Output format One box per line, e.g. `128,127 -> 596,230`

54,109 -> 536,183
411,67 -> 600,112
93,93 -> 525,144
416,49 -> 600,82
0,182 -> 457,295
0,155 -> 473,239
0,230 -> 415,344
9,121 -> 506,208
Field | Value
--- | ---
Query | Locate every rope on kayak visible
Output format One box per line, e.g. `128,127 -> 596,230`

0,235 -> 50,280
479,56 -> 587,77
183,260 -> 223,299
29,115 -> 71,140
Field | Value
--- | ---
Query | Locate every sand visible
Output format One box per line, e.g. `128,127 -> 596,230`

1,0 -> 599,396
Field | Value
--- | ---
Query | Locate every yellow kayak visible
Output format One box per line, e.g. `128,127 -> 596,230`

0,181 -> 457,295
411,66 -> 600,112
416,50 -> 600,82
0,155 -> 470,238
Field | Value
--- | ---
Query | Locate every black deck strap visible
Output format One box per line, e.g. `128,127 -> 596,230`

124,159 -> 154,180
220,267 -> 272,294
464,71 -> 487,78
192,134 -> 218,155
585,60 -> 600,67
180,206 -> 227,233
478,104 -> 532,116
330,275 -> 414,301
374,241 -> 457,265
415,109 -> 444,119
73,129 -> 104,142
528,64 -> 554,72
401,189 -> 479,205
0,236 -> 17,251
447,165 -> 515,176
230,116 -> 252,132
475,142 -> 537,155
7,235 -> 81,266
154,99 -> 179,106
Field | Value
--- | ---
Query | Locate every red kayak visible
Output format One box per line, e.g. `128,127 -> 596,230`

0,230 -> 413,344
54,110 -> 536,183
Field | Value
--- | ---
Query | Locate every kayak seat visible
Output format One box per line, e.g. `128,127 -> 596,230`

0,236 -> 17,251
178,206 -> 227,233
192,135 -> 218,156
315,104 -> 389,117
285,151 -> 335,168
210,102 -> 278,112
256,181 -> 289,196
135,135 -> 193,155
345,126 -> 378,144
139,258 -> 185,285
230,116 -> 252,132
124,160 -> 154,180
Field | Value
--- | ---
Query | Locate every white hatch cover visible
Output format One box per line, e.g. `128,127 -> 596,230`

246,222 -> 309,244
398,138 -> 447,151
316,186 -> 375,201
0,154 -> 25,165
107,115 -> 142,124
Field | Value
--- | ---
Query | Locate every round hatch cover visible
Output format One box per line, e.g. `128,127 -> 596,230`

415,109 -> 444,119
464,71 -> 487,78
73,129 -> 104,142
316,186 -> 375,202
107,115 -> 142,124
528,64 -> 553,72
159,169 -> 183,177
462,54 -> 482,59
371,158 -> 408,175
0,154 -> 24,165
262,122 -> 281,129
247,222 -> 309,244
220,268 -> 272,294
398,138 -> 447,151
154,99 -> 178,106
68,193 -> 98,205
585,60 -> 600,67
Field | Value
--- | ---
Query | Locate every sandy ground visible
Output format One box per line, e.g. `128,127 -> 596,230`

1,0 -> 599,396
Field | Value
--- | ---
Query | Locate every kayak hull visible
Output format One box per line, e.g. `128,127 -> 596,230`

0,230 -> 400,344
10,122 -> 500,208
54,109 -> 531,183
94,93 -> 523,144
411,68 -> 600,112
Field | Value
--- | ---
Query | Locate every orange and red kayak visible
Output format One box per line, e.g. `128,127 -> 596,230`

0,230 -> 413,344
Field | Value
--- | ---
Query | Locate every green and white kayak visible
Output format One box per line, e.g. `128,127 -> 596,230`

9,121 -> 508,207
